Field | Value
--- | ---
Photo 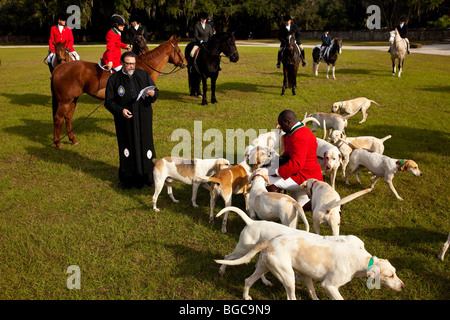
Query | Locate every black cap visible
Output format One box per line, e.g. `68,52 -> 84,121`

283,14 -> 292,22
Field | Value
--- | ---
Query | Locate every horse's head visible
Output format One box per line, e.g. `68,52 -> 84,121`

283,33 -> 300,65
168,35 -> 187,68
132,30 -> 149,55
217,32 -> 239,63
331,38 -> 343,54
53,40 -> 69,67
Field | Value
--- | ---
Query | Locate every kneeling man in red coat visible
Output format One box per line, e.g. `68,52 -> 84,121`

268,109 -> 323,206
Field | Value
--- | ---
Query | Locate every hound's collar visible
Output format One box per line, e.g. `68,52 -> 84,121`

396,159 -> 405,169
367,256 -> 374,271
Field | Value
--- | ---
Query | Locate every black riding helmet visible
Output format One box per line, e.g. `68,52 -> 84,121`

111,14 -> 127,28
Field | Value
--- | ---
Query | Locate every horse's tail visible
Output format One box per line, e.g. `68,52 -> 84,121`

50,78 -> 58,118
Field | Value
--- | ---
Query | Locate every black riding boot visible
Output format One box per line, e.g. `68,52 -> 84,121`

301,50 -> 307,67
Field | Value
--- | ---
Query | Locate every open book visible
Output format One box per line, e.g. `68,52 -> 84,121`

136,85 -> 157,101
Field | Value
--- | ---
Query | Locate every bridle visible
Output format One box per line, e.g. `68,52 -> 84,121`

136,40 -> 185,76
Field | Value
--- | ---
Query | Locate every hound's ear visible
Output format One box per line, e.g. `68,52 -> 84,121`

299,181 -> 307,189
401,160 -> 410,172
339,153 -> 343,164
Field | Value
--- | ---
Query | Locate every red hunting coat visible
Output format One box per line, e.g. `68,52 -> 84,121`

102,28 -> 129,68
49,25 -> 75,53
277,123 -> 323,185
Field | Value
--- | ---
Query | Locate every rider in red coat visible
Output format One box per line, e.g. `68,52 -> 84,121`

102,14 -> 131,71
268,110 -> 323,207
47,13 -> 79,72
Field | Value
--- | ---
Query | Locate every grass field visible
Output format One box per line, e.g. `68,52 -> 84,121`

0,41 -> 449,301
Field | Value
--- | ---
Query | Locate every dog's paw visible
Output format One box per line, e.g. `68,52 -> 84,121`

153,208 -> 160,212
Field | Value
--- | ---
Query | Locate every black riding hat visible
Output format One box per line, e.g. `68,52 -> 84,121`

283,14 -> 292,22
111,14 -> 127,26
199,12 -> 208,20
130,15 -> 140,23
56,13 -> 67,21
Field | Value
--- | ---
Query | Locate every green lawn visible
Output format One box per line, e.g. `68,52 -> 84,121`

0,42 -> 449,300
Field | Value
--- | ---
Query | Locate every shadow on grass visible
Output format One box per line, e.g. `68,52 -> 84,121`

343,124 -> 450,158
3,117 -> 114,147
0,93 -> 51,107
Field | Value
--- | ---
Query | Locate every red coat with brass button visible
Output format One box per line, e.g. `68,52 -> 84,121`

102,28 -> 129,68
49,25 -> 75,53
277,124 -> 323,185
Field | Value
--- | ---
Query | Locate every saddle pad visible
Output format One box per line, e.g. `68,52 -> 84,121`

190,45 -> 200,58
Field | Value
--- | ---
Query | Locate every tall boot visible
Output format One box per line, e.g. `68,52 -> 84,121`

301,49 -> 307,67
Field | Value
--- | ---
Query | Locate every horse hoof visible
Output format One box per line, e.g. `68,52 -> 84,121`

201,101 -> 208,106
211,99 -> 217,104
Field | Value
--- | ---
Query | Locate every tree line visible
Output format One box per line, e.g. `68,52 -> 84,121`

0,0 -> 448,42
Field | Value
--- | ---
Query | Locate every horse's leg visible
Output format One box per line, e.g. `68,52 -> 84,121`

281,69 -> 287,96
66,100 -> 79,145
326,64 -> 330,79
398,58 -> 403,77
392,58 -> 396,76
201,76 -> 208,106
53,103 -> 69,149
332,64 -> 336,80
210,73 -> 218,104
292,68 -> 297,95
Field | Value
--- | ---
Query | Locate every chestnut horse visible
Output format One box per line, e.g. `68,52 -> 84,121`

50,40 -> 75,71
50,35 -> 187,149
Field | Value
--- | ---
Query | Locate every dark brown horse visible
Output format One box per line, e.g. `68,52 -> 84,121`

185,32 -> 239,105
50,35 -> 187,149
131,29 -> 150,55
281,33 -> 300,96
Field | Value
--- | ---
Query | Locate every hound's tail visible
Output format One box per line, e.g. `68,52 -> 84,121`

369,100 -> 384,107
293,201 -> 310,232
215,206 -> 254,226
215,241 -> 270,266
326,188 -> 372,211
51,78 -> 58,118
380,135 -> 392,143
196,175 -> 221,185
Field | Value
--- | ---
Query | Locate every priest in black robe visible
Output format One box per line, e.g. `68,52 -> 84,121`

105,51 -> 159,189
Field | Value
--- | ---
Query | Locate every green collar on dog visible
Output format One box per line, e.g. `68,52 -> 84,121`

367,256 -> 374,271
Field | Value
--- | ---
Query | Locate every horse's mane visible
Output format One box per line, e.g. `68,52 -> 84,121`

139,39 -> 172,61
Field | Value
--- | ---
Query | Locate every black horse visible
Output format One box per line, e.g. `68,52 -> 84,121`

281,34 -> 301,96
185,32 -> 239,105
312,38 -> 342,79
